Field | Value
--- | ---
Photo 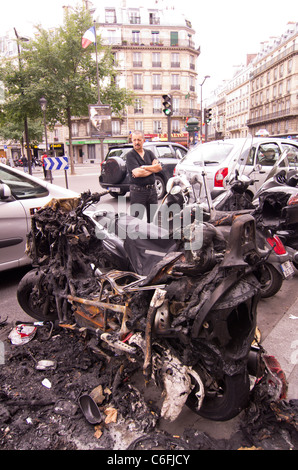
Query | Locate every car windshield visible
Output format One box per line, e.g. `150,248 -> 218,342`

181,142 -> 235,165
0,167 -> 48,199
106,147 -> 132,161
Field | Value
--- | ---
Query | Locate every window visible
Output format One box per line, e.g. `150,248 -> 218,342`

132,31 -> 140,44
267,71 -> 270,84
133,74 -> 143,90
281,143 -> 298,166
170,31 -> 178,46
288,59 -> 293,73
287,79 -> 291,93
152,74 -> 162,90
72,122 -> 78,136
273,85 -> 277,99
133,52 -> 142,67
106,30 -> 117,45
173,97 -> 179,113
190,55 -> 195,70
171,74 -> 180,90
111,121 -> 120,135
153,121 -> 162,133
105,8 -> 116,23
135,120 -> 143,131
171,53 -> 180,67
156,146 -> 175,158
129,9 -> 140,24
88,144 -> 96,160
256,143 -> 280,166
153,98 -> 161,113
151,31 -> 160,44
134,98 -> 143,113
0,166 -> 48,199
152,52 -> 161,67
171,120 -> 180,132
149,11 -> 160,25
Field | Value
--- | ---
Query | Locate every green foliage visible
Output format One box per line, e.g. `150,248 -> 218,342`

0,4 -> 133,146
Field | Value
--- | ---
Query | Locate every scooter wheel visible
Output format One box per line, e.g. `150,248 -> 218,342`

186,370 -> 250,421
17,269 -> 58,322
258,263 -> 283,299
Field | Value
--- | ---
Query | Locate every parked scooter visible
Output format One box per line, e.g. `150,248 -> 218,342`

154,171 -> 293,298
251,153 -> 298,269
16,191 -> 283,422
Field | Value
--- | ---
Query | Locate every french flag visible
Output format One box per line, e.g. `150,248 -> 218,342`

82,26 -> 96,48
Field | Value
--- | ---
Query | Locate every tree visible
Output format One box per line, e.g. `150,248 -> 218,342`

0,5 -> 133,174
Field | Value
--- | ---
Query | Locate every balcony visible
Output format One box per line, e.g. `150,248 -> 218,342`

106,37 -> 199,52
247,105 -> 298,126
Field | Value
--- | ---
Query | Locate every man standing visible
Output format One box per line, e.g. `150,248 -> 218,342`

126,131 -> 162,223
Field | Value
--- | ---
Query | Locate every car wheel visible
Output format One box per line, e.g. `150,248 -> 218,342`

155,175 -> 166,199
104,157 -> 127,184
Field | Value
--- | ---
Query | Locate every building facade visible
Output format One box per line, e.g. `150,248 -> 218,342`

97,1 -> 200,146
247,24 -> 298,138
206,23 -> 298,142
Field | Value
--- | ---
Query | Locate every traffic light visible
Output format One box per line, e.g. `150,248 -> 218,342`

204,108 -> 212,123
162,94 -> 172,116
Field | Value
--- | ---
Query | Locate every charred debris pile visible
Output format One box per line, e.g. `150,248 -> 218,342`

0,321 -> 297,450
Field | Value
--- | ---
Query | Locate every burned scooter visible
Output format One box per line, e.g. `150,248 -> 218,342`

17,192 -> 283,422
154,170 -> 293,298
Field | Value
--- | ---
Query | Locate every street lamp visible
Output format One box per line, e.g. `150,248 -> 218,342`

39,97 -> 52,182
200,75 -> 210,143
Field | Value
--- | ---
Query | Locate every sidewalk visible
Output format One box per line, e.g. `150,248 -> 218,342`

263,298 -> 298,400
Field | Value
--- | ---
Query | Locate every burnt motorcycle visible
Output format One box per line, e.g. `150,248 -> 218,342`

154,171 -> 293,298
17,192 -> 283,422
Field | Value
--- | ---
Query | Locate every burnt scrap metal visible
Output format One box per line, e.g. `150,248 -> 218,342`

14,191 -> 289,425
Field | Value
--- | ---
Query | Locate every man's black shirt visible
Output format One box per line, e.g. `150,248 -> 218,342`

126,148 -> 156,186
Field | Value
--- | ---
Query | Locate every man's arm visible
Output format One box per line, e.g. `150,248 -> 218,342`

132,159 -> 162,178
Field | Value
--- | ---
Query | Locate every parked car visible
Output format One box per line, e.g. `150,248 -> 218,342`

174,137 -> 298,198
0,163 -> 79,272
99,142 -> 188,199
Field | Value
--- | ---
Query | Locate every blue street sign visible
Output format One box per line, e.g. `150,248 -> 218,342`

44,156 -> 69,171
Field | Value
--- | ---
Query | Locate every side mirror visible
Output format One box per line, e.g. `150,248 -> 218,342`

0,183 -> 12,200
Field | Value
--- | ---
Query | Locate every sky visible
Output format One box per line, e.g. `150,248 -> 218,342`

1,0 -> 297,100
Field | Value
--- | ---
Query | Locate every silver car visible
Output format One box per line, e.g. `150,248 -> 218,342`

0,163 -> 78,272
174,137 -> 298,198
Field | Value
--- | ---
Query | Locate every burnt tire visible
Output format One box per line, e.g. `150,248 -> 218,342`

103,157 -> 127,184
17,269 -> 58,322
186,370 -> 250,421
258,263 -> 283,298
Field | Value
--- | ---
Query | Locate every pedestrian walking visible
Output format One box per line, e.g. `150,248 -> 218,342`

126,131 -> 162,223
22,155 -> 28,172
41,153 -> 47,178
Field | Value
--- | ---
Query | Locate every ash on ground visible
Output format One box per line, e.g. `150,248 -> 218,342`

0,322 -> 297,450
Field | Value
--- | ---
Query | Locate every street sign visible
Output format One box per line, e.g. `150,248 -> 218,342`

88,104 -> 112,138
44,156 -> 69,171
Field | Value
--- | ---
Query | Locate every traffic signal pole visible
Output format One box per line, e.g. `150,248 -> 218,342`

162,94 -> 172,141
167,115 -> 171,142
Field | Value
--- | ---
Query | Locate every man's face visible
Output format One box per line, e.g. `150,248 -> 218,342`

132,134 -> 144,152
